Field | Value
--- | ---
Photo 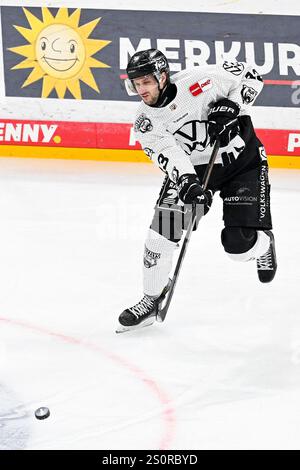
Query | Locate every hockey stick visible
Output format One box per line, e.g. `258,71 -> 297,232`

157,139 -> 220,322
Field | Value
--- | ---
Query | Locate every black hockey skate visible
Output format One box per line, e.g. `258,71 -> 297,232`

116,283 -> 170,333
256,230 -> 277,283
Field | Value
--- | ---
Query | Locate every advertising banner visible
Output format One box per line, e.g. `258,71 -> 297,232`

1,119 -> 300,164
1,6 -> 299,107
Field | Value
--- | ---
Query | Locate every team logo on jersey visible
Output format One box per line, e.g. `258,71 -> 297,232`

144,246 -> 161,269
134,114 -> 153,133
241,85 -> 258,104
169,103 -> 177,111
174,120 -> 209,155
189,78 -> 212,96
223,61 -> 245,76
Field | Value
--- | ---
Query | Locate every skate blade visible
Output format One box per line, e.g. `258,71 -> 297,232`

115,316 -> 156,334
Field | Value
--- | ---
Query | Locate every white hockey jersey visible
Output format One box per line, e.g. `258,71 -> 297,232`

134,61 -> 264,183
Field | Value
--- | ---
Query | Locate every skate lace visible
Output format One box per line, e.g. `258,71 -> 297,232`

257,248 -> 273,270
130,295 -> 155,319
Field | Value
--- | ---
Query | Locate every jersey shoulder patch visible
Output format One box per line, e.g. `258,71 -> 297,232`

222,61 -> 245,76
134,113 -> 153,133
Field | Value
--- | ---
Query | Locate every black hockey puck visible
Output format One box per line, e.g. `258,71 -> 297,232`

35,407 -> 50,420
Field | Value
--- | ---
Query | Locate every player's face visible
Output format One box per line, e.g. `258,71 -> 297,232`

133,74 -> 165,105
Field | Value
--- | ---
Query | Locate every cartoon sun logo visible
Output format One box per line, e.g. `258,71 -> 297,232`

9,7 -> 111,99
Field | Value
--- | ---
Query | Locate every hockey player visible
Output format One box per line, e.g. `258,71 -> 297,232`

117,49 -> 277,333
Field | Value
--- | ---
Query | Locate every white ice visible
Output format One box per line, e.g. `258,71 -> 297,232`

0,157 -> 299,450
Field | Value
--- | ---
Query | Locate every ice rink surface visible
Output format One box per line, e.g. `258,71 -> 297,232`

0,157 -> 299,450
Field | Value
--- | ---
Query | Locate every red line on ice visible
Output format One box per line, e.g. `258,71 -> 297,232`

0,316 -> 176,450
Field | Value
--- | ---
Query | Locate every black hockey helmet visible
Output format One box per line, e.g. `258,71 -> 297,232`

125,49 -> 170,95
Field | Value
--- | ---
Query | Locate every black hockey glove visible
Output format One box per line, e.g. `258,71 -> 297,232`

177,174 -> 213,214
207,98 -> 240,147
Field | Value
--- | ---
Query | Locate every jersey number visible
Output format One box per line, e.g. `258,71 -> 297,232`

158,153 -> 169,172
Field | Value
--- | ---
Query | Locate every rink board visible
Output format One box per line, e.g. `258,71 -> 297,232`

0,119 -> 300,168
0,6 -> 299,168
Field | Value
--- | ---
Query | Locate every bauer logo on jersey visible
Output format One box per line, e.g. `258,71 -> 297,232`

189,78 -> 212,96
134,114 -> 153,133
223,61 -> 245,76
241,85 -> 258,104
144,247 -> 161,269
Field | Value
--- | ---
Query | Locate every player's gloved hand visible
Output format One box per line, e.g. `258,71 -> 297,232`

177,174 -> 213,215
207,98 -> 240,147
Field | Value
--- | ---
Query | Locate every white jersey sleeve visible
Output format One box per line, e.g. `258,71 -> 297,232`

217,61 -> 264,113
134,112 -> 197,183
